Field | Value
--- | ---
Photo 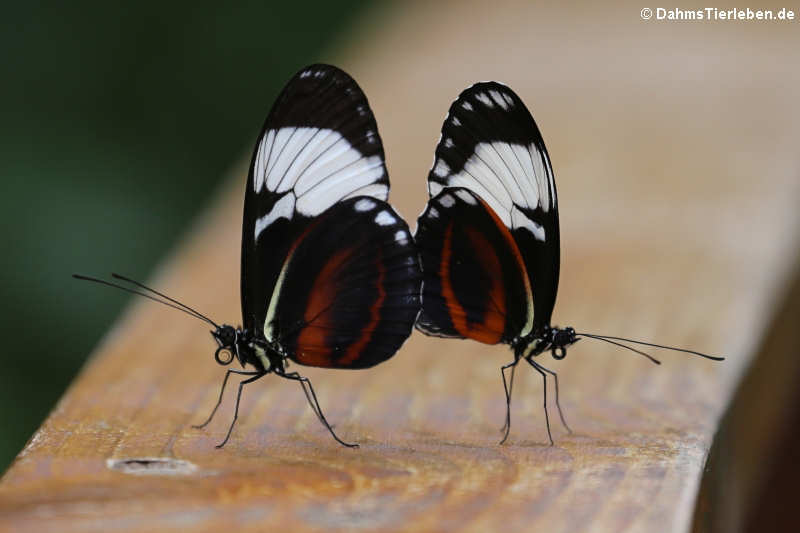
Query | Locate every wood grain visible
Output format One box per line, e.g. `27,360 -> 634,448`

2,2 -> 800,532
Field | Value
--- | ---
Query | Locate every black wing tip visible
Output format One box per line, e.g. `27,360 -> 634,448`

432,80 -> 545,160
461,80 -> 514,95
289,63 -> 356,84
453,81 -> 525,110
267,62 -> 382,148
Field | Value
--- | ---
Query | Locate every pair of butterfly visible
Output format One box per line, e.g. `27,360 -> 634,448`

77,64 -> 722,449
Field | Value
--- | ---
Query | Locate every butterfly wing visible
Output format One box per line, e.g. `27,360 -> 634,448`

417,82 -> 560,341
266,197 -> 421,369
415,187 -> 531,344
241,64 -> 389,333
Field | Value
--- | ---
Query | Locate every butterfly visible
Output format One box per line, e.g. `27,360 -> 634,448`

76,64 -> 422,448
413,82 -> 723,444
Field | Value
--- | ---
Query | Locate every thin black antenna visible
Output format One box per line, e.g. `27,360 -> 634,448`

73,274 -> 218,328
577,332 -> 725,362
578,333 -> 661,365
110,273 -> 219,327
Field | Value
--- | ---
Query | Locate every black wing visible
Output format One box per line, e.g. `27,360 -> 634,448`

265,197 -> 421,369
422,82 -> 560,333
241,64 -> 389,333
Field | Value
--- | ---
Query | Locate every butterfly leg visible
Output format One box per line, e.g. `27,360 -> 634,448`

499,359 -> 519,444
282,371 -> 325,425
533,360 -> 572,434
526,358 -> 554,446
279,372 -> 359,449
193,369 -> 262,429
215,372 -> 267,448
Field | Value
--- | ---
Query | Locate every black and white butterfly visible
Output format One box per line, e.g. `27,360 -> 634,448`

77,64 -> 422,448
413,82 -> 723,444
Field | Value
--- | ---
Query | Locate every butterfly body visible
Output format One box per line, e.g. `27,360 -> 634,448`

509,326 -> 579,361
210,325 -> 280,373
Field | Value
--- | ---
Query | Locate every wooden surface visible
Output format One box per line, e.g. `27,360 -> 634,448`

692,258 -> 800,532
3,2 -> 800,532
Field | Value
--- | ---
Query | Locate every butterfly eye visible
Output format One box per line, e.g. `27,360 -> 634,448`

552,346 -> 567,360
214,346 -> 234,365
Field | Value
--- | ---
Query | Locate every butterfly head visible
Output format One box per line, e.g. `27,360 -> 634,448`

517,326 -> 580,361
212,324 -> 246,366
548,326 -> 579,360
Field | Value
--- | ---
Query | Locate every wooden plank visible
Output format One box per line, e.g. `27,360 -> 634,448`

2,2 -> 799,532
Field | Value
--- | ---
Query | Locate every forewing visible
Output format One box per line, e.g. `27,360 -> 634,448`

415,187 -> 531,345
427,82 -> 560,330
267,197 -> 421,369
241,64 -> 389,331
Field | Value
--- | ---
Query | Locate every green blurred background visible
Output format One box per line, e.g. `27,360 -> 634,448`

0,0 -> 375,472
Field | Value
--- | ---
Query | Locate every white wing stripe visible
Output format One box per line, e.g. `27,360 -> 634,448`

462,147 -> 515,211
448,173 -> 508,221
295,156 -> 384,216
295,140 -> 362,195
264,127 -> 295,190
289,128 -> 345,191
438,141 -> 553,240
485,142 -> 530,206
493,142 -> 527,201
266,127 -> 317,192
275,127 -> 327,193
253,129 -> 275,193
344,182 -> 389,201
511,143 -> 540,208
251,127 -> 387,228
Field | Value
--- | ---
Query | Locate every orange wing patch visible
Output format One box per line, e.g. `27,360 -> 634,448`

479,196 -> 533,336
295,247 -> 353,365
479,197 -> 531,304
440,222 -> 505,344
337,250 -> 386,366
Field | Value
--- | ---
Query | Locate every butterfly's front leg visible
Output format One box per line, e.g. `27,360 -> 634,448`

193,369 -> 262,430
214,371 -> 267,448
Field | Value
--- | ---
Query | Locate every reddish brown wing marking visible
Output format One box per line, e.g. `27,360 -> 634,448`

416,188 -> 532,344
293,248 -> 387,367
477,196 -> 533,316
294,247 -> 354,366
440,222 -> 506,344
336,250 -> 386,366
271,197 -> 421,369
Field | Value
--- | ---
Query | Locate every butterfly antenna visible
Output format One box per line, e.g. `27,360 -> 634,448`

577,332 -> 724,362
73,274 -> 218,328
110,273 -> 219,327
577,333 -> 662,365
